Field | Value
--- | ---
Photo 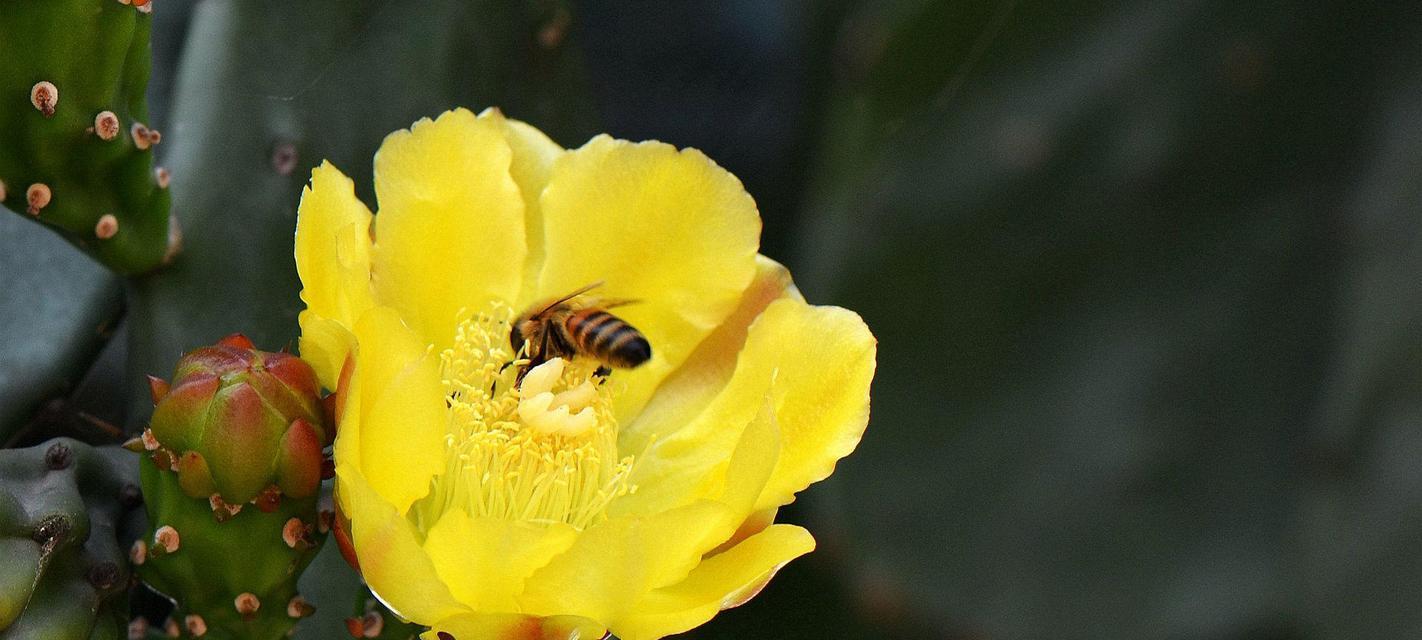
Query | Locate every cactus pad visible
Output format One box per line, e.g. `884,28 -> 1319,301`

0,0 -> 175,275
0,439 -> 144,640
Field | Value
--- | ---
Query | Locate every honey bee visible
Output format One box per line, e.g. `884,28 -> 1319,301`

509,282 -> 651,384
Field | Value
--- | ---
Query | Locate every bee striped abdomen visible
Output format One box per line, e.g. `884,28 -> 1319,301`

568,309 -> 651,369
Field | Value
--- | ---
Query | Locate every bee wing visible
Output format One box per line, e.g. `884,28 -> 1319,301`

592,297 -> 641,310
531,281 -> 605,316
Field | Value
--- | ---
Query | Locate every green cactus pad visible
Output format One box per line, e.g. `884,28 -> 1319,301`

0,0 -> 175,275
0,439 -> 143,640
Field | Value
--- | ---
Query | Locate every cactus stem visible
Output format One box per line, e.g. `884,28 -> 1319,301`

235,592 -> 261,620
153,524 -> 180,554
94,110 -> 120,140
131,122 -> 152,150
185,614 -> 208,637
147,375 -> 170,404
155,166 -> 171,188
25,182 -> 51,215
95,213 -> 119,239
130,539 -> 147,565
30,81 -> 57,117
128,617 -> 149,639
43,441 -> 73,470
287,595 -> 315,618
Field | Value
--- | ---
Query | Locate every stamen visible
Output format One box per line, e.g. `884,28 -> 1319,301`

407,305 -> 634,534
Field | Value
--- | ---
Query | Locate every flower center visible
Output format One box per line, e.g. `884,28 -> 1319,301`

408,305 -> 635,532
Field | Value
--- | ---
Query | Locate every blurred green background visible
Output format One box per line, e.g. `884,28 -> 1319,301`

5,0 -> 1422,638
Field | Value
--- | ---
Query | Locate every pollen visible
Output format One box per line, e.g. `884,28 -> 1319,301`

407,305 -> 635,533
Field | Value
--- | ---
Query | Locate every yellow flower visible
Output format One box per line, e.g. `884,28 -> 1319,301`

293,108 -> 876,640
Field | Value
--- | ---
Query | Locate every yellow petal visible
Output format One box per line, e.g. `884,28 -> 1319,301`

422,509 -> 579,612
535,135 -> 761,421
423,613 -> 607,640
351,306 -> 446,514
337,465 -> 468,625
621,255 -> 793,456
294,161 -> 376,389
613,298 -> 875,516
296,312 -> 355,394
372,108 -> 526,350
519,501 -> 736,624
476,108 -> 568,302
753,300 -> 875,509
613,525 -> 815,640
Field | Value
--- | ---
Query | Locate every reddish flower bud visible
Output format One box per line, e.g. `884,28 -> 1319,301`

147,335 -> 329,504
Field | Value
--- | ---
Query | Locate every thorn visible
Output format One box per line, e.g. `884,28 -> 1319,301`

95,214 -> 119,239
131,122 -> 152,150
235,592 -> 260,620
151,449 -> 175,471
146,128 -> 161,145
163,213 -> 183,264
271,142 -> 298,176
147,375 -> 170,405
130,539 -> 147,565
344,618 -> 364,638
136,0 -> 151,13
117,0 -> 131,4
127,617 -> 148,640
44,441 -> 73,470
87,561 -> 119,590
537,7 -> 571,49
30,81 -> 57,117
153,525 -> 180,554
282,517 -> 310,549
94,111 -> 120,140
359,611 -> 383,637
164,618 -> 180,638
253,484 -> 282,512
155,166 -> 171,188
185,614 -> 207,637
25,183 -> 50,216
209,494 -> 243,522
122,436 -> 145,452
287,595 -> 315,618
117,483 -> 143,509
141,428 -> 160,451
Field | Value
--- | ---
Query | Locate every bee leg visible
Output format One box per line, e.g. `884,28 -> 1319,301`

593,365 -> 612,378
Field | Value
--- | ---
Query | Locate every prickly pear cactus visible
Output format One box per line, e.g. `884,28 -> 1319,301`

0,0 -> 175,275
135,335 -> 330,639
0,438 -> 144,640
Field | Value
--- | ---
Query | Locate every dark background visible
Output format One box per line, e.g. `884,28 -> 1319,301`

5,1 -> 1422,638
